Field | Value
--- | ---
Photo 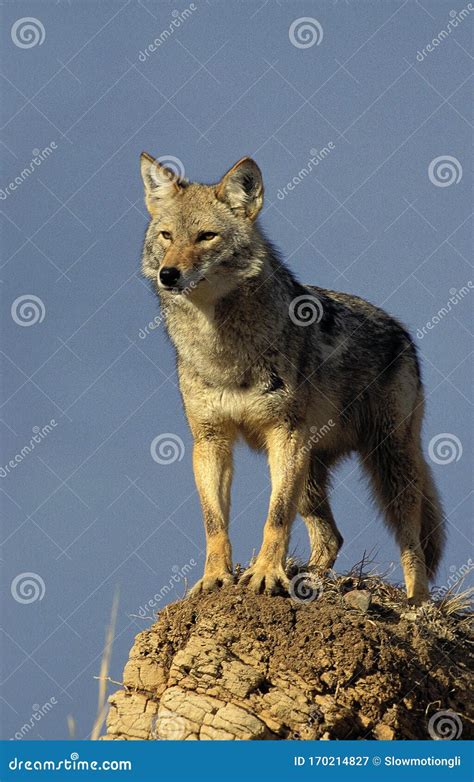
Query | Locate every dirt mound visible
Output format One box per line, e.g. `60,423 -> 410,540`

102,573 -> 473,741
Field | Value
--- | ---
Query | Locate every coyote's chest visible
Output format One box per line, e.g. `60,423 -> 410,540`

166,299 -> 272,388
165,299 -> 297,428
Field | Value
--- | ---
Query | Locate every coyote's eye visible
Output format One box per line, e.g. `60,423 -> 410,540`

197,231 -> 218,242
160,230 -> 172,241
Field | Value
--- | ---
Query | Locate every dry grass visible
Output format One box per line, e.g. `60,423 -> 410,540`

281,553 -> 473,645
90,589 -> 119,741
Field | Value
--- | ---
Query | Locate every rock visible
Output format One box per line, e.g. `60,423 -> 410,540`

374,723 -> 396,740
343,589 -> 372,613
101,583 -> 473,741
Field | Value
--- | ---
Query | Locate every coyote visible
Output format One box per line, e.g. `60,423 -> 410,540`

140,153 -> 445,604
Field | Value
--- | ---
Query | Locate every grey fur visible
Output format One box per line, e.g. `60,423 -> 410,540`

140,154 -> 445,603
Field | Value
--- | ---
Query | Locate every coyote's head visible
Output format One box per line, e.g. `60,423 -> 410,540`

140,154 -> 265,301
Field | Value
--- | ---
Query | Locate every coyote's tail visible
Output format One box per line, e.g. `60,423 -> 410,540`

420,460 -> 446,579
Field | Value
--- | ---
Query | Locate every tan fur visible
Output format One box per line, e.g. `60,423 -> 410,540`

140,154 -> 445,605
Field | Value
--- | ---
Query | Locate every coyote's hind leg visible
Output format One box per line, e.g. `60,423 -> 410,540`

362,430 -> 430,605
299,453 -> 343,573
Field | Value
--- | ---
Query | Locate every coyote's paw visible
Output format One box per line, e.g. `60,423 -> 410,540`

407,590 -> 430,607
239,564 -> 289,595
188,572 -> 234,597
306,558 -> 336,576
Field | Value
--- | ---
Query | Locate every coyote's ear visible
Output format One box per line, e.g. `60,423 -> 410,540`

216,157 -> 264,220
140,152 -> 181,216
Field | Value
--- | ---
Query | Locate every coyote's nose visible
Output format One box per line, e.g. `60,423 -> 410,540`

159,266 -> 181,287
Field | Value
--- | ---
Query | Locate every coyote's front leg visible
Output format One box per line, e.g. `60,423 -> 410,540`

241,426 -> 309,594
189,425 -> 235,595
